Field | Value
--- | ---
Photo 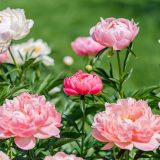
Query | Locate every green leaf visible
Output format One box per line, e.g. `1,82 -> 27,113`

35,74 -> 52,94
49,132 -> 82,149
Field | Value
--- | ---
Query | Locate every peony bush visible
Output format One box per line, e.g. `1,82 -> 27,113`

0,7 -> 159,160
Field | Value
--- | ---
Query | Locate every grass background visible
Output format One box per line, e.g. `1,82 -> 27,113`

0,0 -> 160,92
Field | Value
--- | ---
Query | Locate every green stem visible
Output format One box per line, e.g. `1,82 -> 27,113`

116,51 -> 123,98
133,150 -> 143,160
116,149 -> 125,160
125,150 -> 129,160
80,95 -> 85,158
8,47 -> 21,77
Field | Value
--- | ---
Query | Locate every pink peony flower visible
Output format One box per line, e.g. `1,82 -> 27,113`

71,37 -> 105,56
0,52 -> 8,63
0,151 -> 10,160
90,18 -> 139,50
0,93 -> 62,150
92,98 -> 160,151
44,152 -> 83,160
63,70 -> 103,96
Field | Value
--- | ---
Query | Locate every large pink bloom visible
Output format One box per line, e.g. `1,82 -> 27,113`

0,93 -> 62,150
71,37 -> 105,56
44,152 -> 83,160
0,151 -> 10,160
0,52 -> 8,63
90,18 -> 139,50
92,98 -> 160,151
63,70 -> 103,96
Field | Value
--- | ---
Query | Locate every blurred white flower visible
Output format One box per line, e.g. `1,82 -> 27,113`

0,8 -> 34,52
0,151 -> 10,160
49,87 -> 61,95
41,56 -> 54,66
63,56 -> 74,66
6,39 -> 54,66
158,39 -> 160,44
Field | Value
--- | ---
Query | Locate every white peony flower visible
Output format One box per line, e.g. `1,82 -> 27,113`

0,8 -> 34,51
63,56 -> 74,66
6,39 -> 54,66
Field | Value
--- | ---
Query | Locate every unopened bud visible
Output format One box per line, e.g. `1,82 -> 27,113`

85,65 -> 93,72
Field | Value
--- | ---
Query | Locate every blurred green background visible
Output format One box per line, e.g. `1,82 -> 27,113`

0,0 -> 160,92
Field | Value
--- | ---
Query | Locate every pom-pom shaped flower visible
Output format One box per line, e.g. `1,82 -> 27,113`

63,70 -> 103,96
0,8 -> 33,48
0,93 -> 61,150
44,152 -> 83,160
6,39 -> 54,66
90,18 -> 139,50
92,98 -> 160,151
71,37 -> 105,56
0,151 -> 10,160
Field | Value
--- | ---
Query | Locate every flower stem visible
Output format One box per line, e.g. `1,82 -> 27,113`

116,51 -> 123,98
116,149 -> 125,160
8,47 -> 21,78
80,95 -> 85,158
125,150 -> 129,160
133,150 -> 143,160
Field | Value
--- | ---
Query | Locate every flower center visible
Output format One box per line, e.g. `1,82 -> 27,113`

124,118 -> 134,124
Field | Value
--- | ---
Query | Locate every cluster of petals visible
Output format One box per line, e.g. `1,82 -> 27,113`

71,36 -> 105,56
0,151 -> 10,160
92,98 -> 160,151
63,70 -> 103,96
0,92 -> 61,150
44,152 -> 83,160
6,39 -> 54,66
90,18 -> 139,50
0,8 -> 33,52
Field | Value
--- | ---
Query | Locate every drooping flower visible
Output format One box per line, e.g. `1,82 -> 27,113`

0,151 -> 10,160
63,56 -> 74,66
0,8 -> 34,52
92,98 -> 160,151
71,37 -> 105,56
90,18 -> 139,50
44,152 -> 83,160
0,92 -> 62,150
63,70 -> 103,96
6,39 -> 54,66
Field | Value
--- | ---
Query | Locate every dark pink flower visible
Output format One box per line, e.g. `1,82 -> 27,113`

63,70 -> 103,96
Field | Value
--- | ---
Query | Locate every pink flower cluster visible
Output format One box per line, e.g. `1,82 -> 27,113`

90,18 -> 139,50
71,36 -> 105,56
92,98 -> 160,151
0,93 -> 62,150
44,152 -> 83,160
63,70 -> 103,96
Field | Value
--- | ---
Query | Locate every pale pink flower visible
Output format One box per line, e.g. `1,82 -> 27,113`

0,52 -> 8,63
63,70 -> 103,96
92,98 -> 160,151
44,152 -> 83,160
0,151 -> 10,160
0,92 -> 62,150
71,37 -> 105,56
90,18 -> 139,50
